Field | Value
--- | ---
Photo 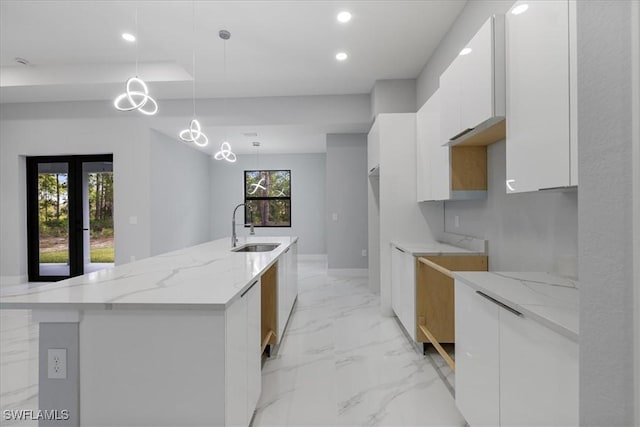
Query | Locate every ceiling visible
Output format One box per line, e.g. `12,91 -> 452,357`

0,0 -> 467,153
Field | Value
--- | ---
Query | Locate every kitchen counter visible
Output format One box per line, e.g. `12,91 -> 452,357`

454,271 -> 579,342
0,236 -> 299,427
391,232 -> 487,256
0,236 -> 298,311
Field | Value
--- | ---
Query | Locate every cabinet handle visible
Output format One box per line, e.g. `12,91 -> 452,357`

395,246 -> 406,253
539,186 -> 577,192
369,167 -> 376,173
450,127 -> 474,141
241,280 -> 258,298
475,291 -> 522,317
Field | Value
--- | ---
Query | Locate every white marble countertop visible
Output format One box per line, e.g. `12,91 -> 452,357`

0,236 -> 298,311
454,271 -> 579,342
391,239 -> 486,257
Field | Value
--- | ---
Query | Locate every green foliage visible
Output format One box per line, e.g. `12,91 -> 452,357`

39,250 -> 69,263
90,247 -> 115,263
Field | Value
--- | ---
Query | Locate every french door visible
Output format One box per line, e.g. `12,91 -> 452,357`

26,154 -> 114,281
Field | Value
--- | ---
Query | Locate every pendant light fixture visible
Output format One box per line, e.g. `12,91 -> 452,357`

179,1 -> 208,147
214,30 -> 237,163
247,141 -> 265,195
114,2 -> 158,115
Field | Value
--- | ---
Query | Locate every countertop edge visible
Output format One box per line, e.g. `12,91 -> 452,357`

0,236 -> 299,311
390,241 -> 486,256
453,273 -> 579,343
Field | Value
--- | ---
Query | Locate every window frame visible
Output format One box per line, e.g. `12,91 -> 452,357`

243,169 -> 292,228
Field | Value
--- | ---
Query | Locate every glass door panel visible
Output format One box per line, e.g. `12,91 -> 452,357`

37,162 -> 70,277
27,154 -> 114,281
83,161 -> 115,274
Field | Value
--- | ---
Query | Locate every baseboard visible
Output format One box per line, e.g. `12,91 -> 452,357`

0,275 -> 28,287
298,254 -> 327,262
327,268 -> 368,277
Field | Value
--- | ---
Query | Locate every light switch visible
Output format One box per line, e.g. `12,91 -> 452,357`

332,213 -> 338,221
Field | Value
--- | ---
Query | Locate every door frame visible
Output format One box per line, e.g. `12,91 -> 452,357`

26,154 -> 113,282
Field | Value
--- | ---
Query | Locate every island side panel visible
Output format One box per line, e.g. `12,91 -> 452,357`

79,309 -> 226,426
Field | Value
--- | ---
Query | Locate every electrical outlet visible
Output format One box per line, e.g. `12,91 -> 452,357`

361,249 -> 367,257
48,348 -> 67,379
454,215 -> 460,228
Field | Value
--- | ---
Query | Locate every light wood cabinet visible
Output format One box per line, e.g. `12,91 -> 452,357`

390,245 -> 488,361
505,0 -> 577,193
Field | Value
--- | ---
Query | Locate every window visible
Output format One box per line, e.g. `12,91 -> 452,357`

244,170 -> 291,227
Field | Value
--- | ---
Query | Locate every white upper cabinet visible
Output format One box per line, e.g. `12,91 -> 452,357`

367,120 -> 380,175
440,15 -> 505,144
416,89 -> 441,202
505,0 -> 577,193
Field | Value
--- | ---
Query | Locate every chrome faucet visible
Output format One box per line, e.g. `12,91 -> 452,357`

232,203 -> 255,247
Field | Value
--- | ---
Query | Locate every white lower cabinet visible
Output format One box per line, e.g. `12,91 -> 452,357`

455,280 -> 578,427
225,279 -> 261,427
499,309 -> 578,426
455,281 -> 500,427
246,280 -> 262,420
390,245 -> 416,340
277,242 -> 298,342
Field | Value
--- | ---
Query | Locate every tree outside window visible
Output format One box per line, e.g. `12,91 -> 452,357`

244,170 -> 291,227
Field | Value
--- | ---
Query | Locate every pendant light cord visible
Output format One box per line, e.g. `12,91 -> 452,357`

192,0 -> 196,117
135,1 -> 139,77
223,36 -> 228,142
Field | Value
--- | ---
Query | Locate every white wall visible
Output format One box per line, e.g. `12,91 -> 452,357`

209,153 -> 326,255
326,134 -> 368,269
0,107 -> 152,283
371,79 -> 417,118
577,1 -> 636,424
149,130 -> 211,256
442,141 -> 578,273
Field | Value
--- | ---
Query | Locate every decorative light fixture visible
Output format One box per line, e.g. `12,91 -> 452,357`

214,141 -> 237,163
336,52 -> 348,61
511,4 -> 529,15
179,1 -> 209,147
248,177 -> 266,195
506,179 -> 516,192
459,47 -> 472,56
214,29 -> 237,163
113,2 -> 158,115
337,11 -> 352,23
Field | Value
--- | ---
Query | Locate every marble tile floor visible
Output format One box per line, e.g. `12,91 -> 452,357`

0,259 -> 464,427
253,260 -> 465,427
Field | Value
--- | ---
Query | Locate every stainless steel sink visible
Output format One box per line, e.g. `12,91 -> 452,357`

232,243 -> 280,253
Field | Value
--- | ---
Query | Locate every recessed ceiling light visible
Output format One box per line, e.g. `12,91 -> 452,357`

336,52 -> 348,61
459,47 -> 472,56
337,11 -> 352,23
511,4 -> 529,15
122,33 -> 136,42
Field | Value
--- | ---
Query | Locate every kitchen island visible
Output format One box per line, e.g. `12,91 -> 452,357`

0,236 -> 298,427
